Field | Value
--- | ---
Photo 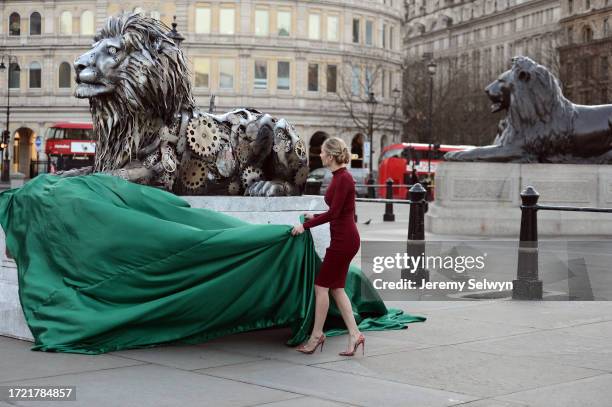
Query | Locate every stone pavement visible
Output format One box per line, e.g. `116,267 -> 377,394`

1,300 -> 611,407
1,201 -> 611,406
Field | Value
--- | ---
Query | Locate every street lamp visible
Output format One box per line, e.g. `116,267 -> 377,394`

392,87 -> 401,143
426,61 -> 436,177
0,55 -> 20,182
166,16 -> 185,47
365,91 -> 378,197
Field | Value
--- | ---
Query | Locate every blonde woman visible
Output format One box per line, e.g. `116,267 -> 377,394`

291,137 -> 364,356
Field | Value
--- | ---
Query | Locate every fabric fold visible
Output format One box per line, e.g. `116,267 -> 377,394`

0,174 -> 424,354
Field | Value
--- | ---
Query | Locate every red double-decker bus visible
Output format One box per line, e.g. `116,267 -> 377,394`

44,122 -> 95,173
377,143 -> 472,199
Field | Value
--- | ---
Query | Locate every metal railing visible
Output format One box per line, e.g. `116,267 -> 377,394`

513,186 -> 612,300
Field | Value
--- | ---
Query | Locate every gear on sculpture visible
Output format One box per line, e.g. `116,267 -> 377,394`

186,116 -> 223,158
181,160 -> 208,191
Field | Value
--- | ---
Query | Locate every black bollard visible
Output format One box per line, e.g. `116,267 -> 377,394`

401,183 -> 429,283
512,186 -> 543,300
367,176 -> 376,198
383,178 -> 395,222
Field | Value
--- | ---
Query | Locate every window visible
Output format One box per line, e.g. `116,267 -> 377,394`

586,0 -> 590,9
255,10 -> 269,36
583,25 -> 593,42
365,67 -> 373,92
601,56 -> 609,80
365,20 -> 373,45
309,14 -> 320,39
59,62 -> 71,88
382,70 -> 386,97
568,27 -> 574,43
326,65 -> 337,93
568,0 -> 573,14
194,58 -> 210,87
29,62 -> 41,88
382,23 -> 387,48
254,60 -> 268,89
308,63 -> 318,91
277,61 -> 290,90
605,18 -> 610,37
9,13 -> 20,36
60,11 -> 72,35
219,59 -> 235,89
277,11 -> 291,36
30,12 -> 41,36
195,7 -> 211,34
9,63 -> 20,89
327,16 -> 339,41
352,18 -> 360,43
219,8 -> 235,34
352,66 -> 361,95
81,11 -> 94,35
390,26 -> 395,50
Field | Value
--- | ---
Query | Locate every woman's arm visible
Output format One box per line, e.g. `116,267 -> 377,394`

302,176 -> 351,229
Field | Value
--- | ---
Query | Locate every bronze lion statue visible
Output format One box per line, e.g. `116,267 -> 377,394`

445,56 -> 612,163
67,13 -> 309,196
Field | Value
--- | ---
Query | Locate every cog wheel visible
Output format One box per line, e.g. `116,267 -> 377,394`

181,159 -> 208,190
186,115 -> 223,158
228,181 -> 242,195
240,166 -> 263,188
294,139 -> 307,160
294,166 -> 310,186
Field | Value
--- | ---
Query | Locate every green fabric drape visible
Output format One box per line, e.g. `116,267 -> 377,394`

0,174 -> 425,354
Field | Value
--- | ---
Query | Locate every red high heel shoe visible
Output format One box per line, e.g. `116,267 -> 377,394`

339,334 -> 365,356
296,334 -> 325,354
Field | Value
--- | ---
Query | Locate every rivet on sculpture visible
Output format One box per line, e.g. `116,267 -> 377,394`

64,13 -> 309,196
445,56 -> 612,163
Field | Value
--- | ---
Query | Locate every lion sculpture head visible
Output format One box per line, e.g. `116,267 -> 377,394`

485,56 -> 578,156
74,13 -> 195,172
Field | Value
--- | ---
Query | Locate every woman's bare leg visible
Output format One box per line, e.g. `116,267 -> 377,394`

310,284 -> 329,339
331,288 -> 362,351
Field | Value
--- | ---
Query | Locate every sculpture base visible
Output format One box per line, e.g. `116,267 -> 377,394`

427,162 -> 612,236
1,195 -> 330,342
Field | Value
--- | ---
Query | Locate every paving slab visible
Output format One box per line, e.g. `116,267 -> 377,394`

2,364 -> 301,407
201,327 -> 426,365
452,399 -> 529,406
556,319 -> 612,340
0,336 -> 146,384
198,359 -> 478,407
497,373 -> 612,407
312,345 -> 601,398
110,344 -> 263,371
365,312 -> 538,346
250,395 -> 356,407
454,329 -> 612,371
420,300 -> 612,329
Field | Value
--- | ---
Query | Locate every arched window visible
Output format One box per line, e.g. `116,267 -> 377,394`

30,12 -> 41,35
9,12 -> 21,36
60,11 -> 72,34
81,11 -> 94,35
9,63 -> 21,89
29,62 -> 42,88
59,62 -> 71,88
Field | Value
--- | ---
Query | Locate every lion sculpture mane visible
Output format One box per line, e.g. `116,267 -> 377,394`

445,56 -> 612,163
70,13 -> 309,196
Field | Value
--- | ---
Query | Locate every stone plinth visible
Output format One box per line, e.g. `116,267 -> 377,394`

427,162 -> 612,236
1,194 -> 331,342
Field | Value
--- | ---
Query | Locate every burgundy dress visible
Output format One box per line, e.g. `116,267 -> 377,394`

303,167 -> 360,288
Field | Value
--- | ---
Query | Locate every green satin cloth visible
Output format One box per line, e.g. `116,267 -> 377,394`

0,174 -> 425,354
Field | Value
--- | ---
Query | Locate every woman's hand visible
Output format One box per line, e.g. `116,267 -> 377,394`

303,213 -> 315,221
291,224 -> 305,236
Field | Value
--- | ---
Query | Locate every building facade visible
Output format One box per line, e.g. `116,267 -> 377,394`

558,0 -> 612,105
0,0 -> 404,177
404,0 -> 561,86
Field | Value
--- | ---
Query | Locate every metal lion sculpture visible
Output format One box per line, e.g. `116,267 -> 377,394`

67,13 -> 309,196
445,56 -> 612,163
